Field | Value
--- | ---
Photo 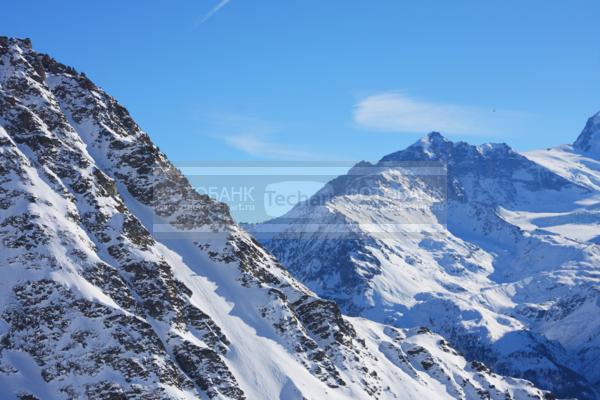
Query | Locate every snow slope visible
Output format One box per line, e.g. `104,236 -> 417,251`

0,37 -> 553,400
524,113 -> 600,243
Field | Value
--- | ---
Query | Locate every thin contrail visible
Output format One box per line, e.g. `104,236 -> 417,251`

196,0 -> 231,26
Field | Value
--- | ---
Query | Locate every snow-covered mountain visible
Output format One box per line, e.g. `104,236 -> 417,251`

0,37 -> 555,399
255,117 -> 600,398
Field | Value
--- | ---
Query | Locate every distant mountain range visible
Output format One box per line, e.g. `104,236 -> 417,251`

253,112 -> 600,399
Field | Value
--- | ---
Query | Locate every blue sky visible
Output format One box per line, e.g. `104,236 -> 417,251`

4,1 -> 600,162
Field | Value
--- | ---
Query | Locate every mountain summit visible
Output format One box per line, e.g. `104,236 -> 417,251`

380,131 -> 453,162
380,132 -> 521,165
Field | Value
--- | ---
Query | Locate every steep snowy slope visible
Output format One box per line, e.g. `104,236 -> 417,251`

255,128 -> 600,399
524,112 -> 600,243
0,37 -> 553,399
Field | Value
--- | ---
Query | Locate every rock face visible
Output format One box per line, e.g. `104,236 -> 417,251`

255,124 -> 600,398
574,111 -> 600,154
0,37 -> 552,399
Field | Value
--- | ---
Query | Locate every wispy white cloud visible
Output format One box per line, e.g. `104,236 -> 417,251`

196,111 -> 331,160
354,91 -> 529,136
225,133 -> 322,160
196,0 -> 231,26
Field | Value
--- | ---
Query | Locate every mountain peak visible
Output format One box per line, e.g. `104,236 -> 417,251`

378,131 -> 453,163
412,131 -> 452,153
422,131 -> 450,143
574,111 -> 600,154
413,131 -> 452,150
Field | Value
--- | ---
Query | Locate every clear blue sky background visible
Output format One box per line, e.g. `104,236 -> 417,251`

3,1 -> 600,162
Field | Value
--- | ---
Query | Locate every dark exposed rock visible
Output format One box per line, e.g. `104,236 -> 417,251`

173,341 -> 246,399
